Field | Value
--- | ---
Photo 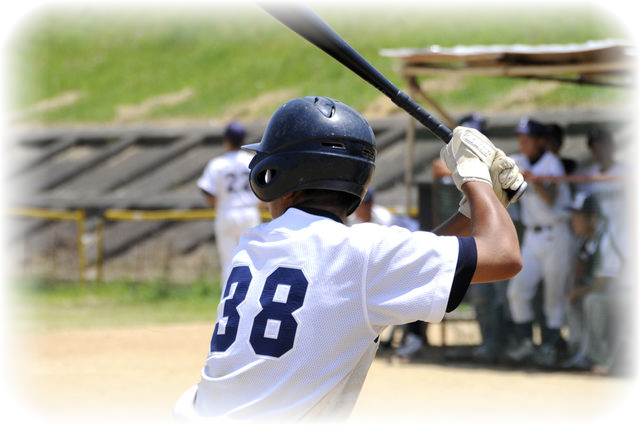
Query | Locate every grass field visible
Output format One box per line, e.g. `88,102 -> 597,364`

7,278 -> 223,332
3,1 -> 633,124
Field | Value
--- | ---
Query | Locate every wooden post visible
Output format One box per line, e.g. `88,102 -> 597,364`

405,77 -> 417,216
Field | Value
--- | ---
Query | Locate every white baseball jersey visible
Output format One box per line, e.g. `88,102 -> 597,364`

580,162 -> 628,239
174,207 -> 476,422
508,151 -> 573,329
197,150 -> 260,212
512,151 -> 572,227
198,150 -> 261,282
582,221 -> 626,282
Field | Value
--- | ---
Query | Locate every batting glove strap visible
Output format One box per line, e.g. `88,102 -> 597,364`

490,150 -> 524,207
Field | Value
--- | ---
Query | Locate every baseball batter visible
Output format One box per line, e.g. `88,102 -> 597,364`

198,121 -> 262,284
507,118 -> 573,366
174,96 -> 523,422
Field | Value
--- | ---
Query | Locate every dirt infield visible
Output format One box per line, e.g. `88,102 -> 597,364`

4,323 -> 636,425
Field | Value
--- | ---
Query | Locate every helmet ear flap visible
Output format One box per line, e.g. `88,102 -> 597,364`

250,159 -> 284,201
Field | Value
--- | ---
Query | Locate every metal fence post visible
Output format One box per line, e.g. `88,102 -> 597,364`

96,217 -> 105,283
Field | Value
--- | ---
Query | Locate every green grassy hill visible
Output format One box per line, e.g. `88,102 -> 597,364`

3,1 -> 634,125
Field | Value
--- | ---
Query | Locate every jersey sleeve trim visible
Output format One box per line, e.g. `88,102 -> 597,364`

445,236 -> 477,313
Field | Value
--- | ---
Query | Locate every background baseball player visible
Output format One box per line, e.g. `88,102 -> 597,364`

506,117 -> 573,367
174,96 -> 524,422
562,193 -> 629,373
545,123 -> 578,176
581,129 -> 638,270
197,121 -> 262,285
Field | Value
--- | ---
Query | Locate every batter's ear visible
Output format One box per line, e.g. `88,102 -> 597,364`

284,191 -> 301,202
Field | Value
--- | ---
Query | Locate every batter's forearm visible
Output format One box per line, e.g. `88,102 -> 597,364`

464,182 -> 522,282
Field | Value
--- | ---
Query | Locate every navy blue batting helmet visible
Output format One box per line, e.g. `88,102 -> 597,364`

243,96 -> 376,213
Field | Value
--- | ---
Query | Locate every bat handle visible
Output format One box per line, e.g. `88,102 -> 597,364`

394,90 -> 453,142
393,91 -> 528,202
505,181 -> 528,203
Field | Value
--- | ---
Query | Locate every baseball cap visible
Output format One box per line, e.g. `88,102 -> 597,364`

547,123 -> 564,141
587,128 -> 614,147
224,121 -> 246,145
516,117 -> 547,137
567,192 -> 602,216
458,113 -> 486,132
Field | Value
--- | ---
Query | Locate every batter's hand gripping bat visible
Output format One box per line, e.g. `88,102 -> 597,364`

257,2 -> 527,202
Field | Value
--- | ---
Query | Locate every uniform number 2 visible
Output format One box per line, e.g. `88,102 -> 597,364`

210,266 -> 308,358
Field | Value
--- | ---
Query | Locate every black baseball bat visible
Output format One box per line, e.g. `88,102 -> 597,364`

257,2 -> 527,202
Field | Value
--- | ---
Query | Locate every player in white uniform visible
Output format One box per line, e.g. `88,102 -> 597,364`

580,128 -> 628,243
198,121 -> 261,284
506,118 -> 573,366
174,96 -> 524,422
563,193 -> 629,372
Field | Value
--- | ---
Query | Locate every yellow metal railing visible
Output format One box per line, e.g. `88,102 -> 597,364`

103,208 -> 273,222
104,208 -> 215,221
7,207 -> 87,282
98,208 -> 271,280
9,205 -> 417,283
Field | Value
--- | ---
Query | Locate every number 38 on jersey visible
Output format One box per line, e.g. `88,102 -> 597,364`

210,265 -> 309,358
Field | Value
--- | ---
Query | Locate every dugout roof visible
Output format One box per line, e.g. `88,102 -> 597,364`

380,39 -> 635,127
379,39 -> 636,211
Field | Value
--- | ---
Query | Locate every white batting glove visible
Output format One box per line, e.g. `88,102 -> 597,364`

490,150 -> 524,208
455,149 -> 523,218
439,126 -> 496,192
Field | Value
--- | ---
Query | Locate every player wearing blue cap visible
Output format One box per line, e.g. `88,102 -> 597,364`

506,117 -> 573,367
175,97 -> 523,422
198,121 -> 262,286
